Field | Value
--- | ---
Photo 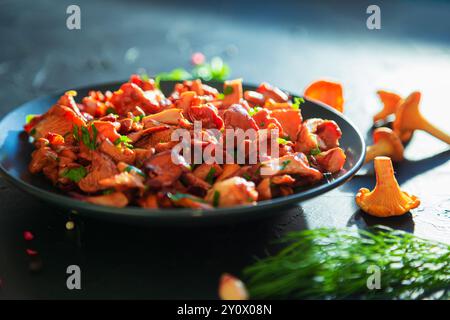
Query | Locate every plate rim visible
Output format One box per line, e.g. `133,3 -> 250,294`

0,79 -> 366,221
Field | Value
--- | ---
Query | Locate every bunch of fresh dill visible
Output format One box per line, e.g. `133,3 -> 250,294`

244,227 -> 449,300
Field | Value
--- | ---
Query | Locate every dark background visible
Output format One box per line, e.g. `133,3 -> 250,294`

0,0 -> 449,299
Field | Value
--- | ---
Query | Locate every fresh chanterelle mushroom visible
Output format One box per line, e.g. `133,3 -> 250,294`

393,91 -> 450,144
356,156 -> 420,217
373,90 -> 403,123
304,80 -> 344,113
364,128 -> 404,163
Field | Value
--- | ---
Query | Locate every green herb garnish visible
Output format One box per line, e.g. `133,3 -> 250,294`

61,166 -> 87,183
277,138 -> 289,145
244,226 -> 450,300
29,128 -> 36,136
102,188 -> 115,195
105,107 -> 117,115
310,147 -> 321,156
132,115 -> 144,122
25,114 -> 38,124
212,191 -> 220,207
72,124 -> 80,141
223,86 -> 234,95
280,160 -> 291,170
242,173 -> 252,181
141,73 -> 150,82
124,165 -> 145,177
167,192 -> 206,203
205,167 -> 216,185
114,135 -> 133,149
80,124 -> 98,150
292,97 -> 305,110
248,106 -> 262,116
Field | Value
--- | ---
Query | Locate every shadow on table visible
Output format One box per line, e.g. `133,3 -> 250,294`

341,149 -> 450,193
347,209 -> 415,233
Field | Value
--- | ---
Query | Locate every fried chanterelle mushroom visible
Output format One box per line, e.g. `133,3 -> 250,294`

356,156 -> 420,217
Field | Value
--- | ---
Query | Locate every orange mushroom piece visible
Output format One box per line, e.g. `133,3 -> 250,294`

373,90 -> 403,123
356,156 -> 420,217
218,273 -> 249,300
365,128 -> 404,163
304,80 -> 344,113
393,91 -> 450,144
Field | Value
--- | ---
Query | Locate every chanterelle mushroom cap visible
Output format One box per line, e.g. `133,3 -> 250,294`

356,156 -> 420,217
365,128 -> 404,163
393,91 -> 450,144
373,90 -> 403,123
304,80 -> 344,113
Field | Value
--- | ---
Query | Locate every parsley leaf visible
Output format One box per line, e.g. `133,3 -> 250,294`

167,192 -> 207,203
292,97 -> 305,110
248,106 -> 262,116
223,86 -> 234,95
205,167 -> 216,185
280,160 -> 291,170
25,114 -> 38,124
310,148 -> 321,156
124,165 -> 145,177
62,166 -> 87,183
114,135 -> 133,149
213,190 -> 220,207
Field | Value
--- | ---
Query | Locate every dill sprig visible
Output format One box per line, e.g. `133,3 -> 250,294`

243,227 -> 449,300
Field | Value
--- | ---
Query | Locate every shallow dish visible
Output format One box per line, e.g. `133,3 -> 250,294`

0,80 -> 365,225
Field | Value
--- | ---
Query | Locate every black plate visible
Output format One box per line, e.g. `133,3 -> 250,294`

0,80 -> 365,225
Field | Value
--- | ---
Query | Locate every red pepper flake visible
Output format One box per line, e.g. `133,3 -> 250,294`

191,52 -> 205,65
26,248 -> 38,256
23,231 -> 34,241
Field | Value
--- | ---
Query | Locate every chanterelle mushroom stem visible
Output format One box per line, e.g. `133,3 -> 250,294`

393,91 -> 450,144
356,156 -> 420,217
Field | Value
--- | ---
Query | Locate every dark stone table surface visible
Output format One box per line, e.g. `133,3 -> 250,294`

0,0 -> 448,299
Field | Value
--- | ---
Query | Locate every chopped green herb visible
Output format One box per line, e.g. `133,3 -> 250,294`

140,73 -> 150,82
213,190 -> 220,207
205,167 -> 216,184
105,107 -> 117,115
277,138 -> 289,145
217,93 -> 225,100
167,192 -> 207,203
80,124 -> 98,150
280,160 -> 291,170
292,97 -> 305,110
124,165 -> 145,177
259,122 -> 265,127
114,135 -> 133,148
242,173 -> 252,181
223,86 -> 234,95
72,124 -> 80,141
310,147 -> 321,156
132,115 -> 144,122
102,188 -> 115,195
25,114 -> 38,124
29,128 -> 36,136
62,166 -> 87,183
248,106 -> 262,116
